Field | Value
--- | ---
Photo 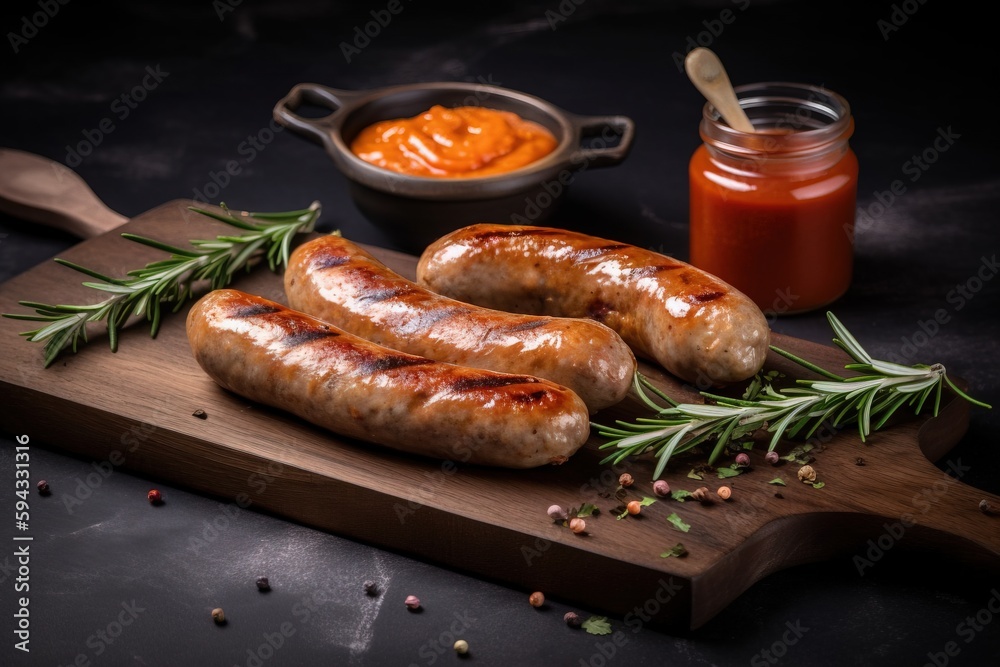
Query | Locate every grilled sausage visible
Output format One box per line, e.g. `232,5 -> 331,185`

416,224 -> 770,386
284,234 -> 636,412
186,289 -> 590,468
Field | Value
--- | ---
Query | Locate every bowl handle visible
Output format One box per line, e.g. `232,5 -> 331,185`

567,114 -> 635,168
272,83 -> 364,149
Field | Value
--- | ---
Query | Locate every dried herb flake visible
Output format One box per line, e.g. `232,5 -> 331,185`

582,616 -> 613,636
666,512 -> 690,533
660,543 -> 688,558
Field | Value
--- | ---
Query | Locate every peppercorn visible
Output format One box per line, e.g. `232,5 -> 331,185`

211,608 -> 226,624
404,595 -> 421,610
797,465 -> 817,483
564,611 -> 582,628
568,517 -> 586,534
980,499 -> 998,515
716,486 -> 732,501
626,500 -> 642,515
36,480 -> 50,495
363,580 -> 378,596
764,451 -> 780,465
529,591 -> 545,607
547,504 -> 568,521
256,576 -> 270,592
690,487 -> 713,504
192,409 -> 208,420
454,639 -> 469,655
735,453 -> 750,468
618,473 -> 634,488
653,480 -> 671,497
147,489 -> 162,505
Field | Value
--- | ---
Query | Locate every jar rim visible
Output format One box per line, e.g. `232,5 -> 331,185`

700,81 -> 853,156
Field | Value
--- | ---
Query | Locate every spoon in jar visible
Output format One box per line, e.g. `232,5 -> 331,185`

684,47 -> 755,133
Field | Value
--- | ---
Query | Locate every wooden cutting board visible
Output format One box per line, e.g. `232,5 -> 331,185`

1,192 -> 998,631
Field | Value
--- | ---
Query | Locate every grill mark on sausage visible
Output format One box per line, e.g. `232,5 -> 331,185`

498,319 -> 548,333
410,305 -> 470,329
281,329 -> 341,347
694,290 -> 725,303
310,253 -> 351,270
358,284 -> 417,303
629,264 -> 684,278
572,244 -> 630,261
230,302 -> 282,318
354,353 -> 436,375
512,390 -> 549,403
451,374 -> 541,392
472,229 -> 564,242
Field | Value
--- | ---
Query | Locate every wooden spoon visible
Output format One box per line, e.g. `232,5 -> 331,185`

684,47 -> 755,133
0,147 -> 128,239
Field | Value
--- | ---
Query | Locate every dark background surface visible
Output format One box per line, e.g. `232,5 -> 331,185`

2,1 -> 999,665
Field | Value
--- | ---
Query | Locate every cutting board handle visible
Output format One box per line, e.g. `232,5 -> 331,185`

0,148 -> 128,239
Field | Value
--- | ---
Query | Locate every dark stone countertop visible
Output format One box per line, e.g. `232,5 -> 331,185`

1,1 -> 998,665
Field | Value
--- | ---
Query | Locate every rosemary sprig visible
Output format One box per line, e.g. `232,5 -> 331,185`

3,201 -> 321,367
594,312 -> 991,479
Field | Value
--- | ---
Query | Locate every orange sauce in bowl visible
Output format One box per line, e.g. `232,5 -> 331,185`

349,105 -> 558,178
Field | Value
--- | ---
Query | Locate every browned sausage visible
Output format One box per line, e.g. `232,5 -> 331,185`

284,234 -> 636,412
186,289 -> 590,468
416,224 -> 770,386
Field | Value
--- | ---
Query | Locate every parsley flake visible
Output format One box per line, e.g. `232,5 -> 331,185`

666,512 -> 690,533
660,543 -> 688,558
582,616 -> 613,636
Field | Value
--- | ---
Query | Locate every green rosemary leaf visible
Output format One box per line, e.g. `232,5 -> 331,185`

943,374 -> 993,409
4,201 -> 323,366
119,234 -> 203,257
826,311 -> 873,364
769,344 -> 845,381
594,314 -> 991,478
52,259 -> 126,285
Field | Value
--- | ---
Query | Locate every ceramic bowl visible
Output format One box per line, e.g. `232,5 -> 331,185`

273,81 -> 635,252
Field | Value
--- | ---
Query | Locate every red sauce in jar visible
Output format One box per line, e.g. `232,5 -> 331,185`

688,85 -> 858,314
350,105 -> 558,178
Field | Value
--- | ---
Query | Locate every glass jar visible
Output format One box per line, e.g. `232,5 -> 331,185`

688,82 -> 858,315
